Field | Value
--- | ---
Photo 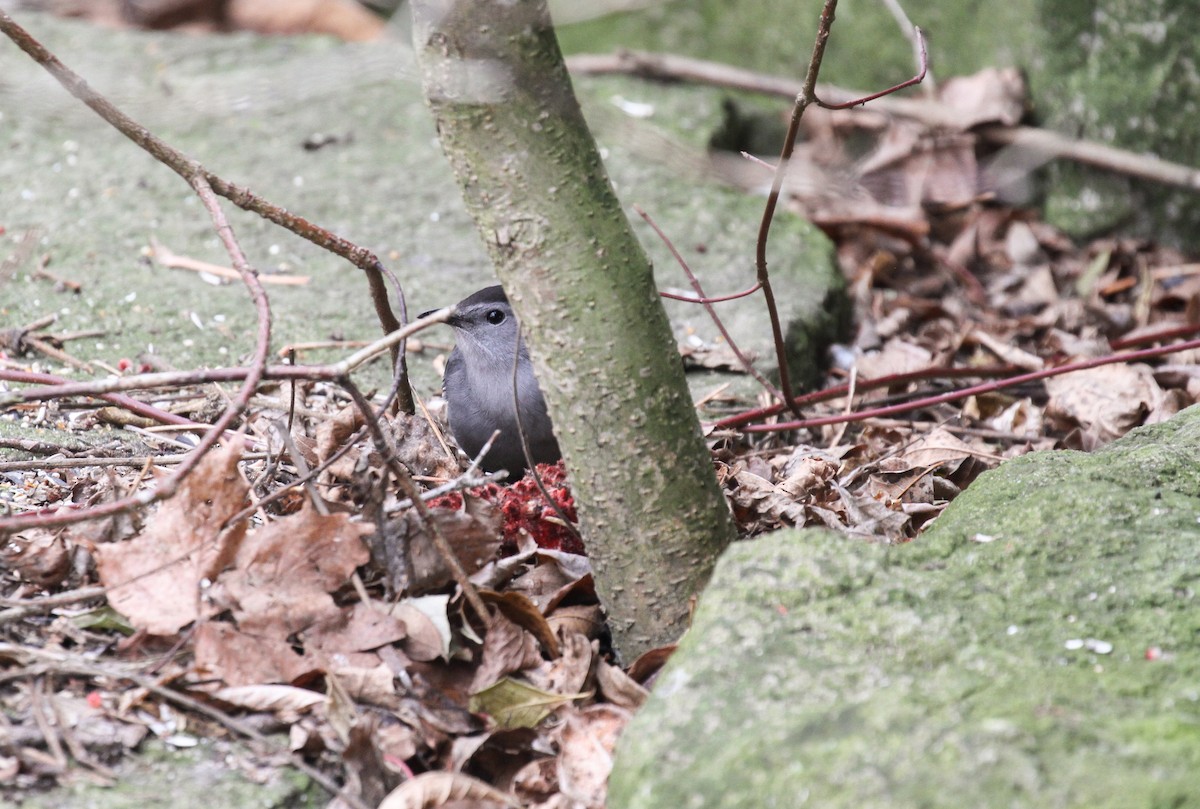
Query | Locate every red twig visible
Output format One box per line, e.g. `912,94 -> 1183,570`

741,338 -> 1200,433
753,1 -> 927,420
634,205 -> 783,401
813,27 -> 928,110
0,369 -> 199,428
1108,321 -> 1200,350
751,0 -> 839,420
711,363 -> 1019,430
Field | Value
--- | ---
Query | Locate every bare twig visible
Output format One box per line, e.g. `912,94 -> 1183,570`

634,205 -> 783,400
742,336 -> 1200,433
878,0 -> 933,92
0,643 -> 368,809
0,11 -> 413,411
658,283 -> 762,304
339,380 -> 491,626
149,239 -> 310,286
711,362 -> 1020,430
813,26 -> 927,110
568,50 -> 1200,192
754,0 -> 841,420
0,309 -> 451,410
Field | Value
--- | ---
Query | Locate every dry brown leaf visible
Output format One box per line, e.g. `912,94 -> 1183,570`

545,603 -> 606,641
471,612 -> 544,694
729,468 -> 807,526
554,704 -> 632,809
191,504 -> 374,685
377,771 -> 519,809
777,452 -> 839,499
2,528 -> 70,588
901,427 -> 990,471
524,632 -> 594,698
193,621 -> 317,686
481,590 -> 560,658
512,756 -> 558,804
340,713 -> 394,809
386,411 -> 460,480
625,644 -> 676,685
1045,363 -> 1163,447
855,338 -> 934,379
95,442 -> 249,636
937,67 -> 1028,128
328,662 -> 398,708
211,684 -> 325,714
594,659 -> 649,710
391,597 -> 451,662
377,505 -> 503,595
208,504 -> 371,636
506,560 -> 579,612
226,0 -> 385,40
316,404 -> 366,484
312,599 -> 408,652
834,483 -> 911,543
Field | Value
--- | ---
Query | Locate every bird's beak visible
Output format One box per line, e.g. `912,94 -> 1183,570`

418,306 -> 460,327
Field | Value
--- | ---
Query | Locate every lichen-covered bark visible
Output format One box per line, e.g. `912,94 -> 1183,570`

410,0 -> 735,655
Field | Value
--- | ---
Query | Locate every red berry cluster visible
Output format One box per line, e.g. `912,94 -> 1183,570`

430,462 -> 583,555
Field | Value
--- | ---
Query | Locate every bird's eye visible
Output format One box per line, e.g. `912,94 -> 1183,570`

486,309 -> 506,325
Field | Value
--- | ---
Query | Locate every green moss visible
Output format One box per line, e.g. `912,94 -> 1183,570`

612,407 -> 1200,808
557,0 -> 1040,95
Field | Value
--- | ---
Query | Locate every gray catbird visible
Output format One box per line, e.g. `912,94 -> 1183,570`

432,286 -> 560,480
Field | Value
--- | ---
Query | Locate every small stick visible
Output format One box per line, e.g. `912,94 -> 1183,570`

149,239 -> 311,286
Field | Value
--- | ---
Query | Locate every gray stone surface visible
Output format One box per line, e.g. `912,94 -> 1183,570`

1,12 -> 837,409
557,0 -> 1041,101
1031,0 -> 1200,249
610,405 -> 1200,808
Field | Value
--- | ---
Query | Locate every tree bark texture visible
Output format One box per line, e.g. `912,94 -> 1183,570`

411,0 -> 736,656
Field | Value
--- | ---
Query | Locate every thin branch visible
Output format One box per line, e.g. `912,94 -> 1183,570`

743,336 -> 1200,433
567,50 -> 1200,192
658,283 -> 762,303
0,369 -> 199,428
754,0 -> 840,420
878,0 -> 933,92
0,452 -> 272,473
0,309 -> 451,410
710,362 -> 1022,430
813,27 -> 927,109
0,586 -> 108,626
0,11 -> 413,410
0,643 -> 367,809
634,204 -> 783,400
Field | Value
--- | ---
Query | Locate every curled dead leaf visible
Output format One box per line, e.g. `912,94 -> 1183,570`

377,771 -> 519,809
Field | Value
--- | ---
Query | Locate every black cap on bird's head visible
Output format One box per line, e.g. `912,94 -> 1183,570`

445,285 -> 513,334
454,285 -> 508,309
419,285 -> 508,325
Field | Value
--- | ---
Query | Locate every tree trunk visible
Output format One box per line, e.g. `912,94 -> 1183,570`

411,0 -> 735,656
